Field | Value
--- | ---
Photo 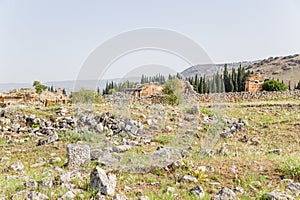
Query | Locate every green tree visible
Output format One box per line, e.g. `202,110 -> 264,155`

162,79 -> 183,106
62,88 -> 67,96
223,64 -> 230,92
33,81 -> 48,94
262,80 -> 287,91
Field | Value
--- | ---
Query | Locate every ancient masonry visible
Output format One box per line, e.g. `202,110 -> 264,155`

245,75 -> 264,92
125,83 -> 163,98
0,88 -> 67,107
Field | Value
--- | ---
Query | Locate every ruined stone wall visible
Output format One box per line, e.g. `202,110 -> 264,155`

196,90 -> 300,103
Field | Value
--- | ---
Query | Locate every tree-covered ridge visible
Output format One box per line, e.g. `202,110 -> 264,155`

187,65 -> 252,94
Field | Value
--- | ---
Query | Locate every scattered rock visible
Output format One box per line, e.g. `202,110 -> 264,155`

112,145 -> 132,153
59,191 -> 75,200
268,149 -> 282,155
262,191 -> 294,200
287,183 -> 300,196
113,194 -> 128,200
30,162 -> 46,168
166,186 -> 175,193
48,157 -> 61,164
139,196 -> 150,200
24,179 -> 38,190
189,185 -> 205,199
11,191 -> 48,200
38,132 -> 58,146
181,174 -> 198,183
40,179 -> 53,189
232,186 -> 245,194
250,137 -> 260,145
212,187 -> 238,200
165,125 -> 172,131
5,160 -> 24,174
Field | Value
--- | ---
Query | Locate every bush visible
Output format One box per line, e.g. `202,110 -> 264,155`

162,79 -> 183,106
71,89 -> 103,104
262,80 -> 287,91
108,88 -> 116,95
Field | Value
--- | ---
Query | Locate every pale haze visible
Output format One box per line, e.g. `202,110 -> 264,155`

0,0 -> 299,84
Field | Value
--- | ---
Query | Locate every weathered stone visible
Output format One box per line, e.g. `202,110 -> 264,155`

250,137 -> 260,145
30,162 -> 46,168
48,157 -> 61,164
165,125 -> 172,131
90,167 -> 117,196
287,183 -> 300,196
24,179 -> 38,190
112,145 -> 132,153
139,196 -> 150,200
181,174 -> 198,183
60,170 -> 82,184
7,160 -> 24,174
268,149 -> 282,155
40,179 -> 53,189
184,114 -> 194,122
189,185 -> 205,199
59,191 -> 75,200
94,192 -> 107,200
167,186 -> 176,193
91,150 -> 104,160
146,119 -> 152,126
38,132 -> 58,146
232,186 -> 245,194
262,191 -> 294,200
12,190 -> 49,200
113,194 -> 128,200
212,187 -> 238,200
66,144 -> 90,168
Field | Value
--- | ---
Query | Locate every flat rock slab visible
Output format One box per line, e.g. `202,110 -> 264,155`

66,144 -> 90,168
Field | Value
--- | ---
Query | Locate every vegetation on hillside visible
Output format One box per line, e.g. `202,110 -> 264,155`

187,65 -> 252,94
71,88 -> 103,104
102,81 -> 139,95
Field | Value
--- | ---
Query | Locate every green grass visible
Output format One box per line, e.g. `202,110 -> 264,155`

152,135 -> 175,145
279,158 -> 300,181
200,107 -> 213,116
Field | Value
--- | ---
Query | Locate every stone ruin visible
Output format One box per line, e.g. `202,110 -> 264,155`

124,82 -> 163,98
245,75 -> 264,92
0,88 -> 67,107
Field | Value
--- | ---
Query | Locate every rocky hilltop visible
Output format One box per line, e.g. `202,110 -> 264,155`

245,54 -> 300,86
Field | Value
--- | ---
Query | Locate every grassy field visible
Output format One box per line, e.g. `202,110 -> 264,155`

0,98 -> 299,199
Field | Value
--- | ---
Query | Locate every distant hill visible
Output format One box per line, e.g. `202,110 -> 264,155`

0,77 -> 141,93
181,53 -> 300,88
244,54 -> 300,87
180,61 -> 255,78
0,83 -> 32,93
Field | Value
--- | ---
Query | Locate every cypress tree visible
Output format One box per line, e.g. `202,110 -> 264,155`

223,64 -> 230,92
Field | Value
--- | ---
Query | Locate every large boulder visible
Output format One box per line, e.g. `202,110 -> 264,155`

66,144 -> 90,168
90,167 -> 117,196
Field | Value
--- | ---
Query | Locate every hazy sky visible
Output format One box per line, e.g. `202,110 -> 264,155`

0,0 -> 299,83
